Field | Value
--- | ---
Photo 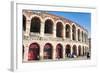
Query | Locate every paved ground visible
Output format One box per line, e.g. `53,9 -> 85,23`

23,56 -> 91,63
64,56 -> 90,61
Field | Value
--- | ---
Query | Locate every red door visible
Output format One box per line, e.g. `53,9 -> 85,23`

28,43 -> 40,61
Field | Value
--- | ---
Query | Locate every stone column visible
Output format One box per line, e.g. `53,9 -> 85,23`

76,28 -> 78,41
63,46 -> 66,59
24,18 -> 31,37
80,31 -> 82,42
70,46 -> 73,56
63,25 -> 66,39
85,34 -> 87,43
53,45 -> 56,60
83,33 -> 84,42
24,43 -> 29,61
53,24 -> 56,38
77,47 -> 79,57
70,25 -> 72,40
40,43 -> 44,60
83,33 -> 85,42
86,34 -> 87,43
40,20 -> 44,37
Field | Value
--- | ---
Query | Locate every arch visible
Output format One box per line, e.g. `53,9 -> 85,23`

22,45 -> 24,59
44,19 -> 53,34
56,22 -> 63,37
23,15 -> 26,31
78,45 -> 81,56
65,24 -> 70,38
30,17 -> 41,33
28,43 -> 40,61
66,44 -> 71,57
78,29 -> 80,41
44,43 -> 53,59
72,45 -> 77,57
72,25 -> 76,40
56,44 -> 63,59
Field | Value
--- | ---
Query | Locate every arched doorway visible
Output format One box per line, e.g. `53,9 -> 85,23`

66,44 -> 71,57
28,43 -> 40,61
44,43 -> 53,59
78,45 -> 81,56
65,24 -> 70,38
22,45 -> 24,59
56,44 -> 63,59
56,22 -> 63,38
83,46 -> 85,56
72,25 -> 76,40
30,17 -> 41,33
23,15 -> 26,31
72,45 -> 77,57
44,19 -> 53,34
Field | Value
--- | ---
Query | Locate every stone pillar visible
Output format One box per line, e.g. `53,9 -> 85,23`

24,18 -> 31,37
76,28 -> 78,41
40,43 -> 44,60
70,46 -> 73,56
79,30 -> 81,41
77,47 -> 79,57
80,31 -> 82,42
53,24 -> 56,38
85,34 -> 87,43
83,33 -> 84,42
53,45 -> 56,60
63,47 -> 66,59
86,34 -> 87,43
70,26 -> 72,40
24,43 -> 29,61
63,25 -> 66,39
82,31 -> 83,42
83,33 -> 85,42
40,20 -> 44,37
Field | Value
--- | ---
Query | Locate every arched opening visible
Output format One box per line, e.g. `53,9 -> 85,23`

28,43 -> 40,61
72,45 -> 77,57
44,43 -> 53,59
22,45 -> 24,59
30,17 -> 41,33
78,45 -> 81,56
44,19 -> 53,34
83,46 -> 85,56
72,25 -> 76,40
65,24 -> 70,38
23,15 -> 26,31
56,22 -> 63,37
78,29 -> 80,41
56,44 -> 63,59
66,44 -> 71,57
